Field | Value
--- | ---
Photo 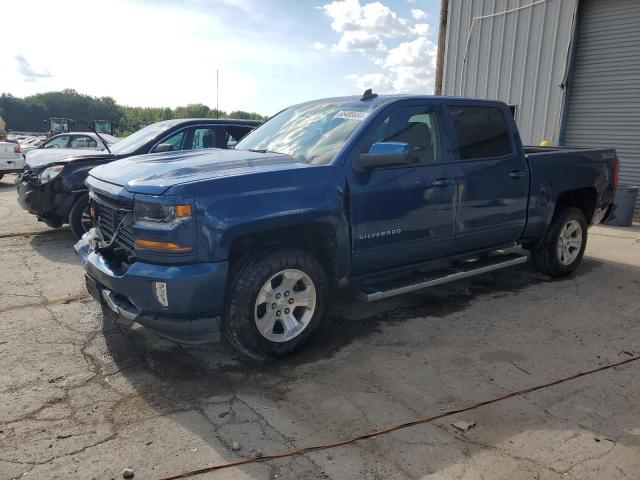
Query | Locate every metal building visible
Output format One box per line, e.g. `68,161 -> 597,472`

437,0 -> 640,217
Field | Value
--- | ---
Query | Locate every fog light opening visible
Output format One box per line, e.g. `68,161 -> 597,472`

153,281 -> 169,307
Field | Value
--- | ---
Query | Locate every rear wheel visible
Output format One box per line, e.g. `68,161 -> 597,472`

531,207 -> 587,277
68,194 -> 93,240
223,248 -> 328,360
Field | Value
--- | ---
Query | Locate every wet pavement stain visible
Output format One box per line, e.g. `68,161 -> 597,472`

91,256 -> 606,397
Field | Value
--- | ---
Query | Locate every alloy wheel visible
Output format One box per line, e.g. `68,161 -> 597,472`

557,219 -> 583,266
254,269 -> 317,343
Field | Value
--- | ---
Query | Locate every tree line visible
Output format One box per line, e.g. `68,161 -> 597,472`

0,89 -> 268,136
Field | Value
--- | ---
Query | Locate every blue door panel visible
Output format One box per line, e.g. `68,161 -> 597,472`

452,156 -> 529,251
350,164 -> 456,274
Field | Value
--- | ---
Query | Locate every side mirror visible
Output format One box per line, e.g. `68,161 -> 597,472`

151,143 -> 173,153
354,141 -> 411,171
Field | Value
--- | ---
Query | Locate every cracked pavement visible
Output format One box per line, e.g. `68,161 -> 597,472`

1,174 -> 639,479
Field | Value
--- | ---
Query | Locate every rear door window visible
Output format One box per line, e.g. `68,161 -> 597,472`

448,106 -> 512,160
69,135 -> 97,149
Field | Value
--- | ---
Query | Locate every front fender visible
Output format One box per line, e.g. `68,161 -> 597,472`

188,166 -> 351,275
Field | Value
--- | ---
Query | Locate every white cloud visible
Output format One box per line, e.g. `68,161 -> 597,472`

310,42 -> 327,50
410,8 -> 428,20
318,0 -> 437,93
14,55 -> 52,82
322,0 -> 410,35
333,31 -> 386,52
411,23 -> 430,36
348,37 -> 438,94
0,0 -> 297,113
320,0 -> 410,52
384,37 -> 437,69
345,72 -> 393,91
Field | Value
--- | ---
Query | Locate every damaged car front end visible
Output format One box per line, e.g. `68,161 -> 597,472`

17,163 -> 77,228
75,176 -> 224,344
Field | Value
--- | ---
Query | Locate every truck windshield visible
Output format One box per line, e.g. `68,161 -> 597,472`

235,101 -> 378,165
110,121 -> 175,155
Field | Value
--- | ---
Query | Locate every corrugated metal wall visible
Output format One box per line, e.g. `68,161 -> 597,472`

562,0 -> 640,217
441,0 -> 578,145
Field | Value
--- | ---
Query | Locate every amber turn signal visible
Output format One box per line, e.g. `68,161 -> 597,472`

176,204 -> 192,217
135,239 -> 192,253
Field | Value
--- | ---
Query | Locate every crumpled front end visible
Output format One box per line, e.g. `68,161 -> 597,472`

16,168 -> 74,228
74,225 -> 227,344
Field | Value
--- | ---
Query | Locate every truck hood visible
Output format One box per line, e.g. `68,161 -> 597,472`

89,148 -> 312,195
26,148 -> 113,169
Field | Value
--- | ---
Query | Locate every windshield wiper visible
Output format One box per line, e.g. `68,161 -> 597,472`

91,129 -> 112,154
246,148 -> 287,155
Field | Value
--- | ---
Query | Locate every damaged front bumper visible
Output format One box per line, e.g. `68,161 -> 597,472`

75,233 -> 226,344
16,176 -> 73,228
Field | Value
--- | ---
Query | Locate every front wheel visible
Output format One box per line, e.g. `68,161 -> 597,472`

68,194 -> 93,240
223,248 -> 328,360
531,207 -> 587,277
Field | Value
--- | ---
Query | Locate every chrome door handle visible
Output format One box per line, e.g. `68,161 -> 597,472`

508,170 -> 526,178
431,178 -> 453,187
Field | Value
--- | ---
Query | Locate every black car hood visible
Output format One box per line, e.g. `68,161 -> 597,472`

26,149 -> 114,169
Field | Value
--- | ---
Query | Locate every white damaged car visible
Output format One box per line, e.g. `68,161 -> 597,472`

0,141 -> 25,180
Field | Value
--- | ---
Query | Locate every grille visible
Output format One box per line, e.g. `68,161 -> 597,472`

90,191 -> 135,256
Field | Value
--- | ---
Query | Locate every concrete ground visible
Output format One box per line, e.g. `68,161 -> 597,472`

1,172 -> 639,480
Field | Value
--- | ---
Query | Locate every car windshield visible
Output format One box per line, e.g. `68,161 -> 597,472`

109,121 -> 176,155
235,100 -> 378,165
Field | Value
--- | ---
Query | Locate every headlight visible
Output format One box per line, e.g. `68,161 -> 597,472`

134,201 -> 192,225
38,165 -> 64,183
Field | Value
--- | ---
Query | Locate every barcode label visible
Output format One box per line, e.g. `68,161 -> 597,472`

335,111 -> 369,121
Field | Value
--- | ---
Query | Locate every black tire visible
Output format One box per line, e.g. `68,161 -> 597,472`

68,194 -> 92,240
223,248 -> 328,360
531,207 -> 587,277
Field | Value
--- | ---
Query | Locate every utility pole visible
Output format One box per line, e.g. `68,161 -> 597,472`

434,0 -> 449,95
216,69 -> 219,119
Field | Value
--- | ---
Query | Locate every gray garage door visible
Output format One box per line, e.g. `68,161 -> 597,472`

562,0 -> 640,218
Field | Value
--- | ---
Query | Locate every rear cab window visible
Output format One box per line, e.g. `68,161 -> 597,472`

448,105 -> 513,160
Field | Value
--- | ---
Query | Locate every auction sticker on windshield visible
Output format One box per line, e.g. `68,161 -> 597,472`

335,111 -> 369,121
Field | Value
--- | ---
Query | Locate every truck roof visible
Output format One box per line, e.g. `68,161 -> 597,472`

151,118 -> 262,127
292,93 -> 509,110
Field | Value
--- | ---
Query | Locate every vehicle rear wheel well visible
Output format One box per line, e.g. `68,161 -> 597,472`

553,188 -> 597,224
229,223 -> 339,284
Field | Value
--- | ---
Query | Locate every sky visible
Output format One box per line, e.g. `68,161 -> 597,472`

1,0 -> 440,116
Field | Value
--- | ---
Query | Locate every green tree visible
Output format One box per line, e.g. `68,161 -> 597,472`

0,90 -> 268,134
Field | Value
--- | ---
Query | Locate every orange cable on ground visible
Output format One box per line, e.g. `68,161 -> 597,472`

158,354 -> 640,480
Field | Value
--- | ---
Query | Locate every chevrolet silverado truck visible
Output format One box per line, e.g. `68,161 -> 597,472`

17,119 -> 259,239
75,92 -> 619,359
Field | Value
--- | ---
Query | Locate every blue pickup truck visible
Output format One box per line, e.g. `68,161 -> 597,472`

75,92 -> 619,359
